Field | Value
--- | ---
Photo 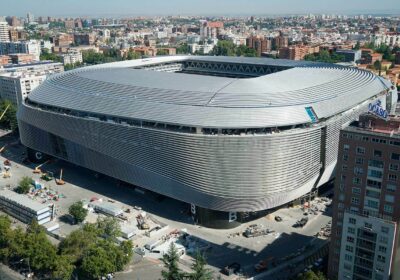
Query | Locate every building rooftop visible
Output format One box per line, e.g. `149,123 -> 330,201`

0,189 -> 50,214
26,56 -> 392,128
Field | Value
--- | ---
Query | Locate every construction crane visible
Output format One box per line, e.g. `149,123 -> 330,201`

33,160 -> 50,174
0,104 -> 10,122
0,145 -> 6,153
55,169 -> 65,185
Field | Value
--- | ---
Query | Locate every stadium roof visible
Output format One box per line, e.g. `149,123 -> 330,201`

27,56 -> 392,128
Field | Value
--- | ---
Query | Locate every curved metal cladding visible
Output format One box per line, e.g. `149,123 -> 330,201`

18,105 -> 321,212
17,56 -> 394,213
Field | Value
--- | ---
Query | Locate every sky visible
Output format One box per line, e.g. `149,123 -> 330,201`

2,0 -> 400,17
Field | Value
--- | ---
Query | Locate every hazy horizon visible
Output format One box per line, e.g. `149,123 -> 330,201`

2,0 -> 400,18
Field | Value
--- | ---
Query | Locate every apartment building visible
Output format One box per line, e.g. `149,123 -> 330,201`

328,112 -> 400,280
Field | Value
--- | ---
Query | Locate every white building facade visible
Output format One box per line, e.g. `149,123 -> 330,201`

0,72 -> 46,105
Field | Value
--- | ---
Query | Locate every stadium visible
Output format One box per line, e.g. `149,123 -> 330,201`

17,56 -> 397,228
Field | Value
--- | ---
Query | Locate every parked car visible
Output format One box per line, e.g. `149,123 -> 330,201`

275,216 -> 282,222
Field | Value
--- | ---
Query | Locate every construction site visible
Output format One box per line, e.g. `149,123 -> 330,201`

0,128 -> 334,279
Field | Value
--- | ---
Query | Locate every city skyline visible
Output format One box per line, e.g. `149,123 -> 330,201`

2,0 -> 400,17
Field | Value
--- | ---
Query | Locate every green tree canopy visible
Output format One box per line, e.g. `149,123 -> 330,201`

80,244 -> 114,279
298,270 -> 327,280
15,176 -> 34,194
96,216 -> 121,239
161,243 -> 183,280
189,251 -> 213,280
68,201 -> 88,224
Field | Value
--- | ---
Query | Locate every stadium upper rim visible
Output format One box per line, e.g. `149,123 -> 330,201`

25,55 -> 392,129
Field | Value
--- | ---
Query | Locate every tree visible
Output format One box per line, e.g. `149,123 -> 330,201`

96,216 -> 121,239
157,49 -> 170,56
68,201 -> 88,224
0,215 -> 13,262
298,270 -> 326,280
80,244 -> 114,279
52,254 -> 75,280
176,43 -> 189,54
40,48 -> 62,62
15,176 -> 33,194
161,243 -> 183,280
59,224 -> 98,262
23,220 -> 58,273
189,251 -> 213,280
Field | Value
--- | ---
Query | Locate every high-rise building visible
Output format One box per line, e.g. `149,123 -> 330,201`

328,112 -> 400,280
200,21 -> 223,39
26,13 -> 34,24
0,21 -> 10,42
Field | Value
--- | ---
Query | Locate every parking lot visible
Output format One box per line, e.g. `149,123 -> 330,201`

0,132 -> 332,279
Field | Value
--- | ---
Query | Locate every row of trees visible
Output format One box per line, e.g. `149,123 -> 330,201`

0,215 -> 132,280
209,40 -> 257,57
82,49 -> 141,65
304,50 -> 345,63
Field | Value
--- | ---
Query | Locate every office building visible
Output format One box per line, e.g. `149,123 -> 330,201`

73,33 -> 96,46
0,61 -> 64,74
17,56 -> 396,229
0,21 -> 10,42
328,113 -> 400,280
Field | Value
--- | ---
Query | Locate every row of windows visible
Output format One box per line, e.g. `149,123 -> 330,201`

343,132 -> 400,147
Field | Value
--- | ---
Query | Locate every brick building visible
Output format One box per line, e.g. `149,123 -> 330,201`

328,113 -> 400,280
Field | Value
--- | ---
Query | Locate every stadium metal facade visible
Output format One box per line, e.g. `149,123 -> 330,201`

17,56 -> 397,228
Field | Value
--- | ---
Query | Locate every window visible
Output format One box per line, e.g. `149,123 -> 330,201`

354,167 -> 364,175
345,254 -> 353,262
338,203 -> 344,209
365,199 -> 379,209
366,189 -> 381,199
342,165 -> 348,171
368,160 -> 384,168
374,150 -> 383,157
347,236 -> 355,243
339,194 -> 345,202
384,204 -> 394,214
386,184 -> 397,192
389,140 -> 400,146
368,169 -> 383,179
341,174 -> 347,181
385,195 -> 394,203
388,174 -> 397,182
351,197 -> 359,205
357,147 -> 365,155
364,222 -> 373,230
343,154 -> 349,161
391,153 -> 400,160
353,177 -> 361,185
377,255 -> 386,263
367,179 -> 382,189
356,157 -> 364,165
361,136 -> 369,142
349,217 -> 356,224
381,227 -> 389,234
344,144 -> 350,151
348,227 -> 355,234
389,163 -> 399,171
345,245 -> 354,252
350,206 -> 359,213
352,187 -> 361,195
